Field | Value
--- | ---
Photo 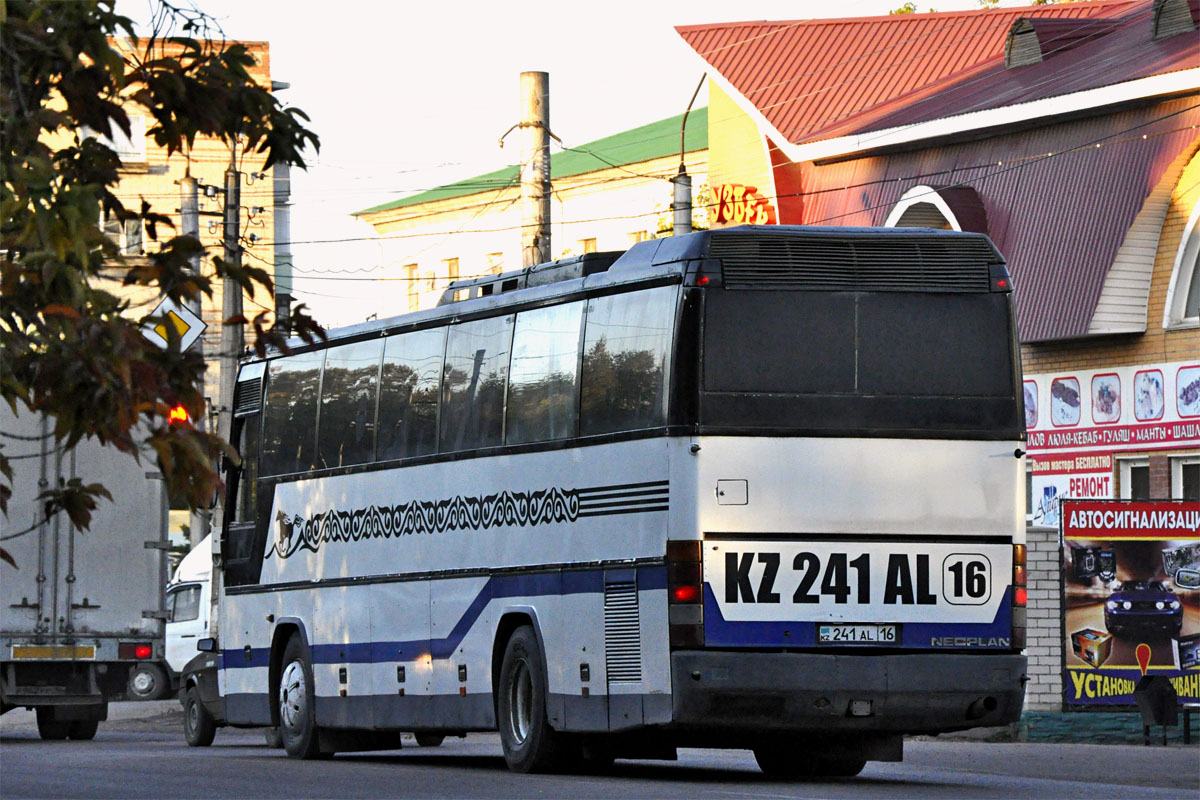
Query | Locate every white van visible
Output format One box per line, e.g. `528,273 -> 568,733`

165,536 -> 212,691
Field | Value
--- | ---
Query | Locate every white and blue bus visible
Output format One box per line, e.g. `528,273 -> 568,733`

215,225 -> 1028,776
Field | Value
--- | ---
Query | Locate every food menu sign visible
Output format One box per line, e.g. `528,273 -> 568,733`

1025,360 -> 1199,527
1061,499 -> 1200,708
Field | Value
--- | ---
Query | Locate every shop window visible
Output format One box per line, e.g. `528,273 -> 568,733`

82,113 -> 147,164
404,264 -> 419,312
1173,456 -> 1200,499
884,185 -> 956,230
1119,458 -> 1150,500
1163,202 -> 1199,329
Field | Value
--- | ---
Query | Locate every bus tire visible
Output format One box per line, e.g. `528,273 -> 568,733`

35,708 -> 70,740
183,686 -> 216,747
264,726 -> 283,748
67,719 -> 99,740
497,625 -> 573,773
278,636 -> 323,759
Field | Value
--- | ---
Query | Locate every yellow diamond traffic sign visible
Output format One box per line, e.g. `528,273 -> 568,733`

143,297 -> 206,351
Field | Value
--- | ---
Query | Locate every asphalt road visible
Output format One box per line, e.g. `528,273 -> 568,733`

2,704 -> 1198,800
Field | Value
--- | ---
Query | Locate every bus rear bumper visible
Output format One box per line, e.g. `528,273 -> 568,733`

670,650 -> 1027,734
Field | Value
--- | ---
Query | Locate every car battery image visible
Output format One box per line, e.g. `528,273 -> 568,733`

1071,628 -> 1114,668
1178,633 -> 1200,670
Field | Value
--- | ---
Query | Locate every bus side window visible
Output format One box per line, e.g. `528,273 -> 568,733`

235,413 -> 261,524
441,316 -> 512,452
580,286 -> 675,435
507,301 -> 584,445
261,351 -> 324,476
378,327 -> 445,461
317,339 -> 383,469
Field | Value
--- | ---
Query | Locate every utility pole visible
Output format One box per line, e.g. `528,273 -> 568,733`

672,75 -> 706,237
211,149 -> 243,639
178,175 -> 210,548
520,71 -> 551,267
216,154 -> 243,452
273,160 -> 293,333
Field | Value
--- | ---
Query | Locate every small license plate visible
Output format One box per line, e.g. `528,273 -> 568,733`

818,624 -> 898,644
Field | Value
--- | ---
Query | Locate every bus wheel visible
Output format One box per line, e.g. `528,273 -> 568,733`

278,636 -> 325,759
183,686 -> 216,747
67,719 -> 99,740
497,626 -> 573,773
35,708 -> 70,740
414,733 -> 444,747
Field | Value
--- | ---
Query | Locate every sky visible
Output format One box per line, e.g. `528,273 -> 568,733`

115,0 -> 1027,325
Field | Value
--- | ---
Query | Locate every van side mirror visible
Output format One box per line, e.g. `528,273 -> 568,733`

197,637 -> 217,653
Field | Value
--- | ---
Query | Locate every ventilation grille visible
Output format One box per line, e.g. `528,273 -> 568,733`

233,378 -> 262,417
712,232 -> 995,292
604,581 -> 642,684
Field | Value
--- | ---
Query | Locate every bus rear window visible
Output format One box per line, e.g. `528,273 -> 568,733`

704,290 -> 1012,398
701,289 -> 1019,436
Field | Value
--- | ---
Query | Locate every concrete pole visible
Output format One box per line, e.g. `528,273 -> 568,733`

179,175 -> 210,548
273,161 -> 293,333
520,71 -> 551,267
210,152 -> 243,638
217,158 -> 243,451
672,169 -> 692,237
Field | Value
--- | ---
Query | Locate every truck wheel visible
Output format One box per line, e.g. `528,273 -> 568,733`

183,686 -> 216,747
67,720 -> 99,740
278,636 -> 325,759
35,708 -> 70,740
128,663 -> 169,701
497,625 -> 574,773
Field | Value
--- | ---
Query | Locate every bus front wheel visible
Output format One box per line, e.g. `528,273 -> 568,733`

278,636 -> 326,759
497,626 -> 573,773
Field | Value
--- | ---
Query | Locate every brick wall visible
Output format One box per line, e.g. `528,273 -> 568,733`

1023,525 -> 1064,711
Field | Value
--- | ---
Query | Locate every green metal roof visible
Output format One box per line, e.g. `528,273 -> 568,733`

353,107 -> 708,217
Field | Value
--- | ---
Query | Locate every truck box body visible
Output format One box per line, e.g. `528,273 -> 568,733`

1,406 -> 169,721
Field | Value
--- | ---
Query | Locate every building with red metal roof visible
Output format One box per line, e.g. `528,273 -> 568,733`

679,0 -> 1199,716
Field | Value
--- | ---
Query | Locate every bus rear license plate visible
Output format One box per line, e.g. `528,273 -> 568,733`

818,624 -> 897,644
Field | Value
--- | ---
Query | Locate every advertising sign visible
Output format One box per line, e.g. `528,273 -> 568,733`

1026,361 -> 1200,525
1061,499 -> 1200,708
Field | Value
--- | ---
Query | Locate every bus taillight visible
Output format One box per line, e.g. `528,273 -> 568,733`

1012,544 -> 1027,650
667,540 -> 704,648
